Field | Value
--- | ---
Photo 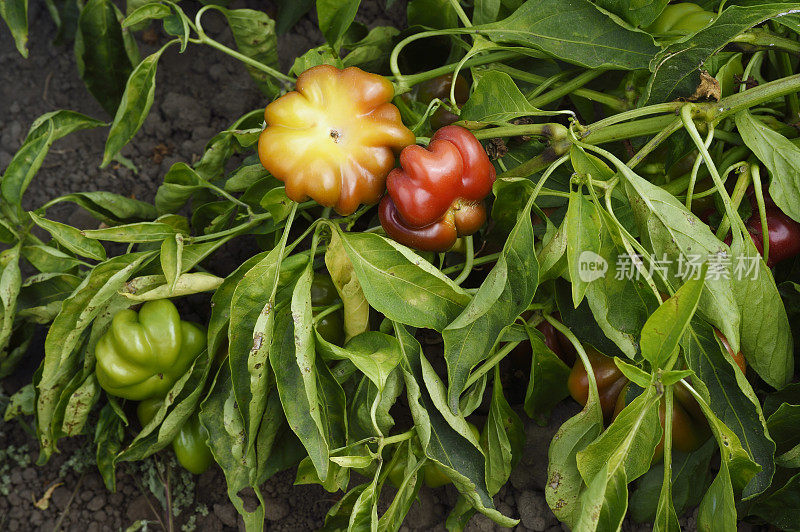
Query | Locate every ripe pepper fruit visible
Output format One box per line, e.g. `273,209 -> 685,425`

744,207 -> 800,267
417,73 -> 470,130
311,273 -> 345,346
570,349 -> 711,459
137,399 -> 214,474
612,382 -> 711,462
567,346 -> 628,423
257,65 -> 415,215
379,125 -> 496,252
95,300 -> 206,401
646,3 -> 716,36
387,423 -> 481,488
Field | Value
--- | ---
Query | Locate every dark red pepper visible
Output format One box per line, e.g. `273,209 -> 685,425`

379,125 -> 496,252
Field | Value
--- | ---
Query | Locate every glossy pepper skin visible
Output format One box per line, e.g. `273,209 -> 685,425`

646,3 -> 716,36
570,349 -> 711,459
137,399 -> 214,474
613,383 -> 711,461
379,125 -> 496,252
257,65 -> 415,215
745,207 -> 800,267
417,74 -> 470,130
311,273 -> 345,346
567,346 -> 628,423
95,300 -> 206,401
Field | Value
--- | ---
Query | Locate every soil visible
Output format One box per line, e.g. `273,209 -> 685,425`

0,2 -> 769,531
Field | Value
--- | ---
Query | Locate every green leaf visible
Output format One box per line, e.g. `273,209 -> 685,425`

0,246 -> 22,362
642,3 -> 800,103
473,0 -> 501,25
444,193 -> 538,412
160,234 -> 181,295
117,348 -> 212,462
102,43 -> 171,167
523,323 -> 570,420
377,441 -> 424,532
478,0 -> 659,70
640,276 -> 704,368
460,71 -> 539,125
337,229 -> 470,331
485,366 -> 524,495
95,403 -> 125,490
217,8 -> 281,97
545,369 -> 603,526
574,461 -> 629,531
748,471 -> 800,530
614,358 -> 651,388
75,0 -> 139,116
122,2 -> 170,28
290,45 -> 342,76
29,213 -> 107,262
2,111 -> 106,205
577,386 -> 662,485
0,0 -> 29,57
275,0 -> 313,34
317,0 -> 360,47
271,297 -> 330,481
199,365 -> 266,530
397,324 -> 516,527
594,0 -> 668,27
228,247 -> 307,458
566,187 -> 603,308
407,0 -> 458,28
81,222 -> 177,243
697,461 -> 737,531
736,110 -> 800,223
155,162 -> 208,213
342,26 -> 399,71
630,440 -> 715,523
21,245 -> 85,274
622,164 -> 741,353
4,382 -> 34,421
43,191 -> 158,224
729,225 -> 793,388
682,318 -> 775,498
60,373 -> 100,436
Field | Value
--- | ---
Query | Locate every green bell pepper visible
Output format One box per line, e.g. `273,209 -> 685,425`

95,299 -> 206,400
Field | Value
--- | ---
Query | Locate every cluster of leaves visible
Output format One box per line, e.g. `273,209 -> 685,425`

2,0 -> 800,531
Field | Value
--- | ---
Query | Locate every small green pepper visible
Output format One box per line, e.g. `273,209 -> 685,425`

95,300 -> 206,401
137,399 -> 214,474
311,273 -> 345,346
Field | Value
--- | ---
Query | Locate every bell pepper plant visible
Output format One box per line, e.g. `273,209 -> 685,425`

4,0 -> 800,530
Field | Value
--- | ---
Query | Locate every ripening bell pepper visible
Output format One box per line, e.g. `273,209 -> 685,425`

417,73 -> 470,129
569,348 -> 711,459
379,125 -> 496,252
567,346 -> 628,423
137,399 -> 214,474
95,300 -> 206,401
613,383 -> 711,461
257,65 -> 415,215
